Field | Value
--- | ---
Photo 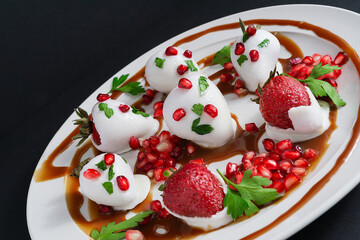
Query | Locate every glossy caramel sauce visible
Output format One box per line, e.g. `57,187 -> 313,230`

33,19 -> 360,240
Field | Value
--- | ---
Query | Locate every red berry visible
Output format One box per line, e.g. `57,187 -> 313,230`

119,104 -> 130,113
262,138 -> 275,152
290,166 -> 306,177
245,122 -> 259,132
154,167 -> 164,182
154,109 -> 163,119
234,42 -> 245,55
303,148 -> 317,161
83,169 -> 101,179
257,165 -> 272,179
270,180 -> 285,193
220,73 -> 234,83
165,158 -> 176,167
271,171 -> 284,181
183,50 -> 192,58
320,55 -> 332,65
249,50 -> 259,62
234,79 -> 245,89
293,158 -> 309,168
282,149 -> 301,161
268,152 -> 281,161
242,151 -> 256,162
158,130 -> 171,142
223,62 -> 234,71
104,153 -> 115,165
129,136 -> 140,149
290,57 -> 302,66
204,104 -> 218,118
279,159 -> 293,172
333,52 -> 347,66
178,78 -> 193,89
186,144 -> 196,155
235,171 -> 243,184
156,141 -> 173,153
276,139 -> 293,151
146,153 -> 158,163
246,25 -> 257,36
226,162 -> 238,178
153,101 -> 163,111
154,159 -> 165,168
284,173 -> 301,190
142,95 -> 152,104
165,46 -> 178,56
262,158 -> 278,170
116,176 -> 130,191
92,122 -> 102,145
145,89 -> 156,98
302,56 -> 313,65
96,93 -> 110,102
189,158 -> 205,165
323,78 -> 338,88
173,108 -> 186,121
150,200 -> 162,212
158,208 -> 170,218
177,64 -> 188,75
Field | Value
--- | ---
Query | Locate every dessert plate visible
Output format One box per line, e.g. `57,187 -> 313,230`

27,4 -> 360,240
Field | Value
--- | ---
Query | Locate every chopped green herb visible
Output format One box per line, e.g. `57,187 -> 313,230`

108,165 -> 115,181
95,160 -> 107,171
102,182 -> 113,195
108,74 -> 129,93
185,60 -> 198,72
210,45 -> 231,66
198,76 -> 209,96
131,107 -> 150,117
191,117 -> 214,135
116,82 -> 145,96
191,103 -> 204,116
154,57 -> 166,68
237,54 -> 248,67
242,32 -> 249,43
98,103 -> 114,119
258,38 -> 270,48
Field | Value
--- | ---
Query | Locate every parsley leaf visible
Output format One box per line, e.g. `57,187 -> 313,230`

217,169 -> 280,219
108,74 -> 129,93
98,103 -> 114,119
116,82 -> 145,96
191,117 -> 214,135
258,38 -> 270,48
108,165 -> 115,181
242,32 -> 249,43
198,76 -> 209,95
210,45 -> 231,66
90,211 -> 154,240
185,60 -> 198,72
96,160 -> 107,171
237,54 -> 248,67
131,107 -> 150,117
191,103 -> 204,116
154,57 -> 166,68
283,63 -> 345,106
102,182 -> 113,195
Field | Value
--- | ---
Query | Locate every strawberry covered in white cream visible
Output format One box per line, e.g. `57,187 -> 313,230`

230,24 -> 280,92
163,73 -> 236,148
79,153 -> 150,210
145,46 -> 200,93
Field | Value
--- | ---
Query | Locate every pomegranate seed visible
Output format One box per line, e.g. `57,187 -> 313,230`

153,101 -> 163,111
250,166 -> 258,176
262,158 -> 278,170
302,56 -> 313,65
289,57 -> 302,66
204,104 -> 218,118
334,52 -> 347,66
276,139 -> 293,151
154,167 -> 164,181
234,79 -> 245,89
126,230 -> 144,240
246,25 -> 257,36
83,169 -> 101,179
262,138 -> 275,152
226,162 -> 239,178
320,55 -> 332,65
242,151 -> 256,162
150,136 -> 160,146
303,148 -> 317,161
157,130 -> 169,141
156,141 -> 173,153
137,158 -> 148,169
159,151 -> 170,160
186,144 -> 196,155
290,167 -> 306,177
96,93 -> 110,102
284,173 -> 301,190
242,159 -> 253,170
173,108 -> 186,121
235,171 -> 243,184
178,78 -> 193,89
183,50 -> 192,58
220,73 -> 234,83
245,122 -> 259,132
189,158 -> 205,165
252,156 -> 264,166
154,159 -> 165,168
270,180 -> 285,193
142,139 -> 151,148
104,153 -> 115,165
116,176 -> 130,191
99,205 -> 112,214
177,64 -> 188,75
154,109 -> 163,118
142,94 -> 152,104
234,88 -> 248,97
158,208 -> 170,218
279,159 -> 293,172
249,50 -> 259,62
294,145 -> 303,154
282,149 -> 301,161
165,46 -> 178,56
118,104 -> 130,113
139,215 -> 152,225
268,152 -> 281,161
294,158 -> 309,168
323,78 -> 338,88
146,153 -> 158,163
165,158 -> 176,167
271,171 -> 284,181
170,148 -> 182,159
257,165 -> 272,179
150,200 -> 162,212
145,89 -> 155,98
129,136 -> 140,149
137,152 -> 145,161
234,42 -> 245,55
143,162 -> 154,172
224,62 -> 234,71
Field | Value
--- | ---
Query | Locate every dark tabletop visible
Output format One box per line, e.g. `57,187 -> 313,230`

1,0 -> 360,239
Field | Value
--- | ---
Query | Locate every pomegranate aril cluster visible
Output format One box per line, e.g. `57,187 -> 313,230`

142,89 -> 156,105
225,138 -> 317,194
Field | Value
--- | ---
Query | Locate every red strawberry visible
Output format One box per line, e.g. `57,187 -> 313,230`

259,75 -> 311,129
163,163 -> 225,217
92,122 -> 101,145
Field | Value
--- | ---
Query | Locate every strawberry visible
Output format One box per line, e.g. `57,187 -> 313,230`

163,162 -> 225,217
92,122 -> 102,145
259,75 -> 311,129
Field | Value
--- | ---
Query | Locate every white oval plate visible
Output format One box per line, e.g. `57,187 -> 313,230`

27,4 -> 360,240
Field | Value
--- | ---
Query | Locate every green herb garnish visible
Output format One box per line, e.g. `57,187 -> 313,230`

102,182 -> 113,195
108,165 -> 115,181
95,160 -> 107,171
258,38 -> 270,48
210,45 -> 231,66
185,60 -> 198,72
191,117 -> 214,135
191,103 -> 204,116
198,76 -> 209,96
108,74 -> 145,95
154,57 -> 166,68
131,107 -> 150,117
237,54 -> 248,67
98,103 -> 114,119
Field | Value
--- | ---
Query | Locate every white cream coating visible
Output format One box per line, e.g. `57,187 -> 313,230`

145,46 -> 200,93
163,170 -> 233,231
265,87 -> 330,142
230,29 -> 280,91
163,72 -> 236,148
79,153 -> 150,210
91,99 -> 159,154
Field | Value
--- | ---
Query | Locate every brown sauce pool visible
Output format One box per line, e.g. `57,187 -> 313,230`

33,19 -> 360,239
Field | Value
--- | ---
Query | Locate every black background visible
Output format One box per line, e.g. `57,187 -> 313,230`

1,0 -> 360,239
